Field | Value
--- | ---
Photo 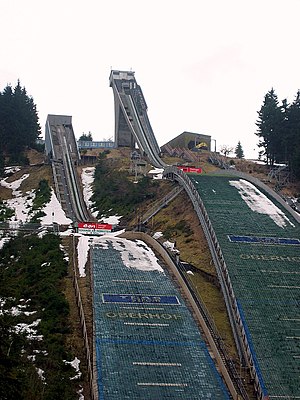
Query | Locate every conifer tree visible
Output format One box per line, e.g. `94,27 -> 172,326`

286,91 -> 300,178
256,88 -> 300,179
255,88 -> 283,165
79,132 -> 93,141
0,81 -> 41,164
235,141 -> 244,158
0,85 -> 14,154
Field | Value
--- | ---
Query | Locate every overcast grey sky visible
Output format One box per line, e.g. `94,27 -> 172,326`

1,0 -> 300,158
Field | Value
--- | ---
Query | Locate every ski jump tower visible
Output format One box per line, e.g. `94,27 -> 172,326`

109,70 -> 136,148
109,70 -> 161,161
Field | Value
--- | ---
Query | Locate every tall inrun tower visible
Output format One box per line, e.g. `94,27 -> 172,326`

109,70 -> 161,165
109,70 -> 136,148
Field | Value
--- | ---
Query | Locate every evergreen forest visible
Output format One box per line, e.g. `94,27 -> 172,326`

0,81 -> 41,171
256,88 -> 300,179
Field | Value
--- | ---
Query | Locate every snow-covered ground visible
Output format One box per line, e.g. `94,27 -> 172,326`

40,188 -> 72,225
0,168 -> 72,229
94,236 -> 164,272
229,179 -> 295,228
71,233 -> 165,277
0,172 -> 34,225
81,167 -> 98,218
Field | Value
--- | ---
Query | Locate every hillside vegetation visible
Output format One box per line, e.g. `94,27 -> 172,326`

0,233 -> 85,400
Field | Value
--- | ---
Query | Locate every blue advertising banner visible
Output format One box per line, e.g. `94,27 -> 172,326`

228,235 -> 300,246
102,293 -> 180,305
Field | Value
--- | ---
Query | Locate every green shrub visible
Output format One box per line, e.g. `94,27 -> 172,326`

0,201 -> 14,221
92,159 -> 157,216
32,179 -> 51,210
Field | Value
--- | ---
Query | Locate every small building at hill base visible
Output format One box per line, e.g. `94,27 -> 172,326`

161,131 -> 211,152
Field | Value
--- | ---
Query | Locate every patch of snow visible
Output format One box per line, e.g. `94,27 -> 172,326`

60,244 -> 69,261
148,168 -> 164,174
64,357 -> 82,380
28,334 -> 43,341
0,235 -> 10,250
0,173 -> 36,228
11,306 -> 23,316
0,298 -> 36,317
4,166 -> 21,174
94,237 -> 164,273
59,228 -> 74,237
6,189 -> 35,225
0,298 -> 6,309
15,319 -> 41,332
14,319 -> 43,340
77,386 -> 84,400
101,215 -> 122,226
0,173 -> 29,191
229,179 -> 295,228
77,236 -> 90,277
0,172 -> 46,228
148,168 -> 164,180
153,231 -> 163,239
75,231 -> 130,275
24,311 -> 37,316
163,240 -> 179,253
81,167 -> 98,218
41,262 -> 50,267
17,304 -> 27,309
0,171 -> 73,236
40,189 -> 72,225
187,270 -> 194,275
110,228 -> 125,236
33,349 -> 48,356
36,367 -> 46,382
37,227 -> 48,238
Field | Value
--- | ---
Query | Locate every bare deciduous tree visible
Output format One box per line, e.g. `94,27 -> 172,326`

219,145 -> 234,157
